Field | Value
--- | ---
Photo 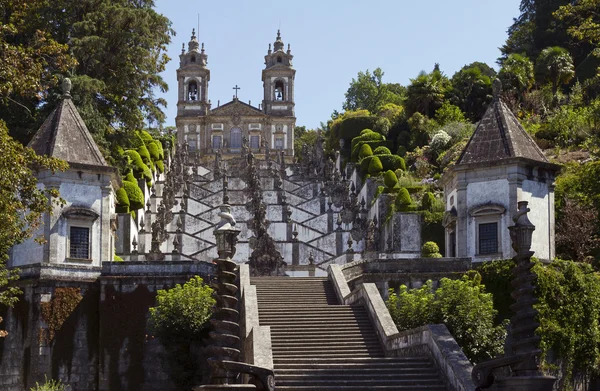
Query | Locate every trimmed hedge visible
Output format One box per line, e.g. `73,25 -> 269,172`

379,154 -> 406,171
373,146 -> 391,155
123,174 -> 144,211
420,192 -> 435,211
115,187 -> 130,213
148,141 -> 160,161
359,144 -> 373,159
383,170 -> 398,189
421,241 -> 442,258
395,188 -> 417,212
125,150 -> 153,185
156,160 -> 165,173
368,156 -> 383,175
154,140 -> 165,160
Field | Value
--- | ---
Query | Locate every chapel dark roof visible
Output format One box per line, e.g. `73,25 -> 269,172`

28,79 -> 109,168
456,80 -> 548,166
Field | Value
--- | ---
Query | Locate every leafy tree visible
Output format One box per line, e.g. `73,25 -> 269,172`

0,121 -> 68,335
405,67 -> 450,118
434,101 -> 467,126
343,68 -> 404,113
421,241 -> 442,258
449,63 -> 495,121
148,276 -> 215,341
555,198 -> 600,263
536,46 -> 575,103
386,273 -> 508,363
554,0 -> 600,46
499,53 -> 535,99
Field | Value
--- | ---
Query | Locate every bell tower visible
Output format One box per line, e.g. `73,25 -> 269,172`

176,29 -> 210,150
262,30 -> 295,116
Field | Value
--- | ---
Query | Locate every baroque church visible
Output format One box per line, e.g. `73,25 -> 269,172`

1,29 -> 559,391
176,29 -> 296,162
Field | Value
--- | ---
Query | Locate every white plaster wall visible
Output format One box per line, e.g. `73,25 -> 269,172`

10,226 -> 44,267
520,180 -> 551,259
466,179 -> 510,259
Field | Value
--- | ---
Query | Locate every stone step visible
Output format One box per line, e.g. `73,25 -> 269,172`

270,336 -> 380,343
273,350 -> 385,358
275,367 -> 437,375
276,378 -> 444,386
273,357 -> 433,366
275,386 -> 447,391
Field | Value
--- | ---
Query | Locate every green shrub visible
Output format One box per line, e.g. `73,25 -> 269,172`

138,144 -> 152,164
351,130 -> 385,160
30,376 -> 67,391
114,254 -> 124,262
154,140 -> 165,160
396,145 -> 407,157
358,144 -> 373,159
139,130 -> 154,143
395,188 -> 415,212
115,187 -> 130,213
421,241 -> 442,257
368,156 -> 383,175
123,174 -> 144,211
125,150 -> 152,185
373,146 -> 391,155
383,170 -> 398,189
148,141 -> 160,161
420,192 -> 435,211
156,160 -> 165,173
378,154 -> 406,171
149,276 -> 215,341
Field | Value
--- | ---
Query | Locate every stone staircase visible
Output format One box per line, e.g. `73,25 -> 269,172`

251,277 -> 448,390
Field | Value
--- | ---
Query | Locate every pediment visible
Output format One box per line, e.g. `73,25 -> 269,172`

210,99 -> 265,117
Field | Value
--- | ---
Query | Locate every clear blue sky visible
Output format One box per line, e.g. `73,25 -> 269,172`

154,0 -> 521,129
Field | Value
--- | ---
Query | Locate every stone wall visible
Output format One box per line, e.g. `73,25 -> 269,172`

0,261 -> 214,391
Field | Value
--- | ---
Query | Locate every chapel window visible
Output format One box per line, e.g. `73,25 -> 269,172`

188,81 -> 198,101
277,56 -> 282,63
212,135 -> 222,150
69,226 -> 90,259
191,56 -> 196,63
275,137 -> 284,150
188,139 -> 197,152
478,222 -> 498,255
274,80 -> 284,101
230,128 -> 242,149
250,135 -> 260,149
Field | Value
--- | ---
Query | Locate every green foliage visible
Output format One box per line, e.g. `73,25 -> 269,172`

125,150 -> 152,185
148,141 -> 160,161
149,276 -> 215,341
373,146 -> 391,155
368,156 -> 383,175
378,154 -> 406,172
115,187 -> 130,213
394,188 -> 416,212
351,129 -> 385,160
434,101 -> 467,126
343,68 -> 405,113
499,53 -> 535,97
537,105 -> 595,147
535,259 -> 600,387
406,67 -> 451,118
421,241 -> 442,258
386,273 -> 508,363
328,111 -> 379,155
420,192 -> 436,211
429,131 -> 452,154
536,46 -> 575,102
156,160 -> 165,174
476,259 -> 515,323
30,375 -> 67,391
0,121 -> 69,330
383,170 -> 399,189
123,174 -> 144,211
449,63 -> 494,121
358,144 -> 373,159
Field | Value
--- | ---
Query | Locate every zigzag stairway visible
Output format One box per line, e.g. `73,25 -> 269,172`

251,277 -> 448,390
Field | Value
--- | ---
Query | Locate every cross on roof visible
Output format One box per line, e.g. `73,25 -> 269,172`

233,85 -> 240,98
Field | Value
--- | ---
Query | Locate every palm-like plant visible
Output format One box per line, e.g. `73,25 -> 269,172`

406,68 -> 449,118
536,46 -> 575,104
499,53 -> 535,99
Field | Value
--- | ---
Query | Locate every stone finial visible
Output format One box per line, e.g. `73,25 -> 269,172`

181,43 -> 185,54
201,42 -> 205,53
493,78 -> 502,100
222,175 -> 229,205
191,28 -> 196,40
61,78 -> 72,98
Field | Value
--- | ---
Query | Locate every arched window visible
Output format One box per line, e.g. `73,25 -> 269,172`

274,80 -> 284,101
230,128 -> 242,149
188,81 -> 198,101
277,56 -> 282,63
191,55 -> 196,63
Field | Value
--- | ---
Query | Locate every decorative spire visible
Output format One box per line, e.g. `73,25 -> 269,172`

493,78 -> 502,101
181,43 -> 185,55
61,78 -> 72,99
188,28 -> 200,52
274,29 -> 284,51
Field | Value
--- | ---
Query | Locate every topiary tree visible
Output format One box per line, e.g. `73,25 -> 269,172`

125,149 -> 152,185
395,188 -> 415,212
368,156 -> 383,175
373,146 -> 391,155
358,143 -> 373,159
421,241 -> 442,258
148,141 -> 160,161
123,173 -> 144,211
115,187 -> 130,213
420,192 -> 436,211
379,154 -> 406,171
383,169 -> 398,189
156,160 -> 165,173
149,276 -> 215,341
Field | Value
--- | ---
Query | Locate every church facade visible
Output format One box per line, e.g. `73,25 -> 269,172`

175,29 -> 296,161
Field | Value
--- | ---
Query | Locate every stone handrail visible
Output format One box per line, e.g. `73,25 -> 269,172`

328,264 -> 475,391
239,264 -> 274,371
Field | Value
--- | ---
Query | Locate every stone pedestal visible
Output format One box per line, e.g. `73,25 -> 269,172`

494,376 -> 556,391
